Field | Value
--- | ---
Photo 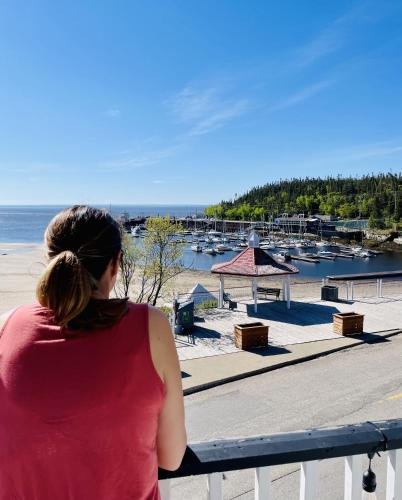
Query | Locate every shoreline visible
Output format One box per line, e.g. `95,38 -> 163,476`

1,243 -> 401,315
0,244 -> 322,315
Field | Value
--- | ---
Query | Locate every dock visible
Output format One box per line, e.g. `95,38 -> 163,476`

336,253 -> 354,259
290,254 -> 319,263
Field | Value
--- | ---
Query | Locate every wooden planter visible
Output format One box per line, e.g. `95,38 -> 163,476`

333,312 -> 364,336
234,322 -> 269,349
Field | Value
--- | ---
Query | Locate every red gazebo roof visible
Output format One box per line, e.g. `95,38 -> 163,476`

211,247 -> 299,277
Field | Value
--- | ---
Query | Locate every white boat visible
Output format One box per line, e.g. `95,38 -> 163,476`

131,226 -> 142,237
297,240 -> 316,248
212,237 -> 222,243
216,244 -> 232,252
260,240 -> 276,250
202,247 -> 217,255
357,250 -> 376,258
191,244 -> 202,252
318,251 -> 337,257
316,241 -> 327,247
277,243 -> 295,249
232,246 -> 244,252
273,250 -> 290,261
213,247 -> 224,254
207,230 -> 222,237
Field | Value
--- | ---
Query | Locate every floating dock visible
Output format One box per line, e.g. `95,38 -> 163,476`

290,254 -> 320,263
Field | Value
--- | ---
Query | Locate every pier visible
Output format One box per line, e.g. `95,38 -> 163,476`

289,254 -> 319,263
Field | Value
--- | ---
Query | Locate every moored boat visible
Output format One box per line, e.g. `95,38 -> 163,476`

202,247 -> 217,255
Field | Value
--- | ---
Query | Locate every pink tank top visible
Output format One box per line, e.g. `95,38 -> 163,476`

0,302 -> 165,500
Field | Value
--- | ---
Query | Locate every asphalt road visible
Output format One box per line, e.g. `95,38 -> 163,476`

170,333 -> 402,499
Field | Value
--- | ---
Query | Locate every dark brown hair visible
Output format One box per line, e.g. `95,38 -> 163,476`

36,205 -> 128,331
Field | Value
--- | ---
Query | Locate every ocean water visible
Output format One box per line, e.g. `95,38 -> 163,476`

0,205 -> 207,244
1,205 -> 401,278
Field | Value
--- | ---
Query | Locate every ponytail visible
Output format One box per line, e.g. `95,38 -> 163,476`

36,250 -> 96,328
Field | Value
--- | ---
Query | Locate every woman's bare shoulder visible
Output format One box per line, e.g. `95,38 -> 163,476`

148,305 -> 171,336
147,305 -> 177,381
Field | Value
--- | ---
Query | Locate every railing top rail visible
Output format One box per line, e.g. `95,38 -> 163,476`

327,270 -> 402,281
159,418 -> 402,480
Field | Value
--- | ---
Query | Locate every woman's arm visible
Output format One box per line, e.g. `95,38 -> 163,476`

148,306 -> 187,471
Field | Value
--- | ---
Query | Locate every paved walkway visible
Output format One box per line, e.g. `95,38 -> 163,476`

177,293 -> 402,393
176,293 -> 402,361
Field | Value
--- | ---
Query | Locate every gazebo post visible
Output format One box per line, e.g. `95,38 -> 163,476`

286,274 -> 291,309
252,278 -> 258,313
219,275 -> 225,308
282,278 -> 287,303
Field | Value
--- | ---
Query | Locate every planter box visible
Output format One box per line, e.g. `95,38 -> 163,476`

333,312 -> 364,336
234,322 -> 269,349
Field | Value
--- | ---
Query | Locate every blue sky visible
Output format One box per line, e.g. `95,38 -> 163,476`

0,0 -> 402,205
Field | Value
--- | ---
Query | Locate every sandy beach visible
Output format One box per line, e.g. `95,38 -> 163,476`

0,243 -> 315,314
1,243 -> 401,315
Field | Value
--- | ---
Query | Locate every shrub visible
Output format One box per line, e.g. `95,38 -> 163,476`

196,299 -> 218,310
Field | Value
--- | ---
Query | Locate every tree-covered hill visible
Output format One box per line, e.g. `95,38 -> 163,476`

205,173 -> 402,228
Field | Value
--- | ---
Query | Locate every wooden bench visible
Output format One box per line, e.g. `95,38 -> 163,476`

257,287 -> 281,300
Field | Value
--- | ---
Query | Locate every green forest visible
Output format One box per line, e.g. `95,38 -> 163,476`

205,173 -> 402,229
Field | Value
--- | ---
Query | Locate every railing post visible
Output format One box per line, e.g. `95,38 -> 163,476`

207,472 -> 223,500
387,449 -> 402,500
255,467 -> 271,499
300,460 -> 318,500
379,278 -> 383,298
344,455 -> 363,500
159,479 -> 171,500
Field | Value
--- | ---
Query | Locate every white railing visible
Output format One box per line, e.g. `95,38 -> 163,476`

158,419 -> 402,499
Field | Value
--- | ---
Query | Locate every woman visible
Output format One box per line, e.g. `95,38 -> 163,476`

0,206 -> 187,500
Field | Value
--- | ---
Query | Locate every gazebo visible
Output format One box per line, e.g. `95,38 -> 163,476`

211,231 -> 299,312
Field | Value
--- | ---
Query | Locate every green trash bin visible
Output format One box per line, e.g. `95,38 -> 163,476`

174,300 -> 194,331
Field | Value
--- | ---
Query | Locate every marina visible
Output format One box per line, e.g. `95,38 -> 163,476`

133,229 -> 402,279
1,206 -> 401,281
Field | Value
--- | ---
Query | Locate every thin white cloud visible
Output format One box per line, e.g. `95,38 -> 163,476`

295,21 -> 345,67
281,139 -> 402,170
0,162 -> 62,173
99,145 -> 181,169
269,80 -> 334,112
293,3 -> 381,67
105,108 -> 121,118
167,86 -> 251,136
152,179 -> 165,184
323,141 -> 402,162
